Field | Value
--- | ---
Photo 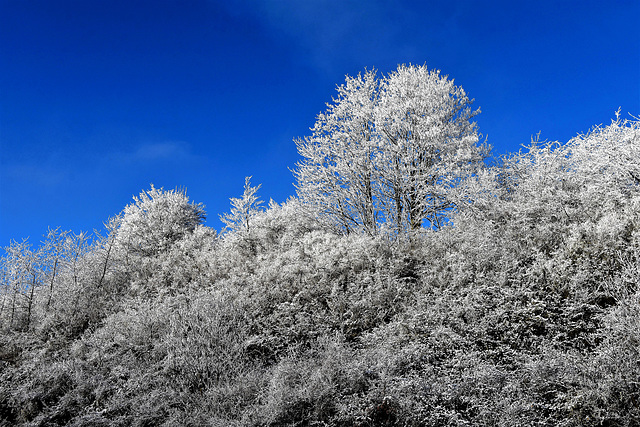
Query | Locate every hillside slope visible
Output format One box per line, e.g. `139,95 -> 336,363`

1,117 -> 639,426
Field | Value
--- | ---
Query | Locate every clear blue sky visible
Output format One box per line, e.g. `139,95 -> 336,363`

1,0 -> 638,246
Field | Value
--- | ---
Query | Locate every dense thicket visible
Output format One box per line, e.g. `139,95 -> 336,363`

1,102 -> 639,424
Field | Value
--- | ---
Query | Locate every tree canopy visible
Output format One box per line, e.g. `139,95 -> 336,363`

294,64 -> 489,234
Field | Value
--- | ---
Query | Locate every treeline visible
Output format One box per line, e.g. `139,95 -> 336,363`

1,65 -> 639,426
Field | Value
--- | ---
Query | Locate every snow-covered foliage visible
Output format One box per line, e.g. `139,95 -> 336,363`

116,185 -> 206,258
1,100 -> 639,424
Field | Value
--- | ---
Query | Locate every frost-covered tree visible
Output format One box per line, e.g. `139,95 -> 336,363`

0,238 -> 52,330
40,227 -> 69,311
115,185 -> 206,258
1,239 -> 34,329
90,215 -> 121,289
294,64 -> 488,234
220,176 -> 264,233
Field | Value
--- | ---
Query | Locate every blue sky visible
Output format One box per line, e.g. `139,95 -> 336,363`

1,0 -> 638,245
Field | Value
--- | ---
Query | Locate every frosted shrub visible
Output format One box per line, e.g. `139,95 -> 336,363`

116,185 -> 206,258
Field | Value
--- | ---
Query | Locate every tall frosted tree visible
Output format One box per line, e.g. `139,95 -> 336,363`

294,64 -> 488,234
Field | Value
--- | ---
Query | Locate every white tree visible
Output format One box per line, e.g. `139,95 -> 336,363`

1,238 -> 45,330
91,215 -> 121,289
1,240 -> 31,329
116,185 -> 206,258
293,64 -> 488,235
40,227 -> 69,310
220,176 -> 264,233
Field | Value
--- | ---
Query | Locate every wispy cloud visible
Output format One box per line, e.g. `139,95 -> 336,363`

111,141 -> 198,164
214,1 -> 475,77
130,142 -> 189,161
215,0 -> 399,75
2,162 -> 69,188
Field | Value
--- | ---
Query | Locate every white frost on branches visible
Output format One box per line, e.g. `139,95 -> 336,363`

220,176 -> 264,233
293,64 -> 489,235
116,185 -> 206,257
